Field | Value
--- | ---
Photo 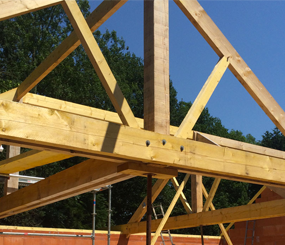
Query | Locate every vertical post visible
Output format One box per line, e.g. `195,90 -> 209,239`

144,0 -> 169,243
144,0 -> 169,134
108,185 -> 112,245
191,175 -> 203,213
147,174 -> 152,245
91,191 -> 96,245
4,146 -> 20,195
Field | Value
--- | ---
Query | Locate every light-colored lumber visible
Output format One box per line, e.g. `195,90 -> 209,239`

5,91 -> 285,159
151,174 -> 190,245
203,178 -> 221,212
202,184 -> 232,245
61,0 -> 138,128
225,185 -> 266,232
174,0 -> 285,136
191,175 -> 203,213
128,179 -> 169,224
115,198 -> 285,234
117,162 -> 177,179
197,132 -> 285,159
0,159 -> 133,219
1,100 -> 285,186
0,150 -> 71,174
171,177 -> 192,213
0,0 -> 63,21
4,146 -> 20,195
15,0 -> 127,102
175,57 -> 229,139
144,0 -> 169,134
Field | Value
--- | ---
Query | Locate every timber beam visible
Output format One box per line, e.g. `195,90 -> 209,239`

0,0 -> 63,21
114,198 -> 285,234
1,100 -> 285,186
1,91 -> 285,160
0,150 -> 71,174
0,159 -> 132,219
0,160 -> 176,219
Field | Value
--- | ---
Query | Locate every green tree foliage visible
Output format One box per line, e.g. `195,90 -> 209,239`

0,0 -> 264,236
261,127 -> 285,151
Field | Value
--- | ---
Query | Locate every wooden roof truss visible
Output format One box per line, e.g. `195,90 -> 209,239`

0,0 -> 285,244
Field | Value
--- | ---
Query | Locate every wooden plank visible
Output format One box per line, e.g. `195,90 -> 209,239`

225,185 -> 266,232
0,150 -> 71,174
151,174 -> 190,245
197,132 -> 285,159
117,162 -> 177,179
0,0 -> 63,21
0,159 -> 133,219
4,146 -> 20,195
15,0 -> 127,101
1,100 -> 285,186
191,175 -> 203,213
144,0 -> 169,134
61,0 -> 138,128
203,178 -> 221,212
170,177 -> 192,214
175,57 -> 229,139
202,184 -> 232,245
115,198 -> 285,234
174,0 -> 285,136
128,179 -> 169,224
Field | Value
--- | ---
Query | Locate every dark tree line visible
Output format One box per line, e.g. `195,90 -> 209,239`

0,1 -> 283,236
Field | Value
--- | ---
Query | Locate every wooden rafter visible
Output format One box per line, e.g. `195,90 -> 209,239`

0,150 -> 71,174
15,0 -> 127,102
115,198 -> 285,234
61,0 -> 138,128
1,100 -> 285,186
0,159 -> 179,219
0,0 -> 63,21
202,184 -> 232,245
174,0 -> 285,136
0,159 -> 131,219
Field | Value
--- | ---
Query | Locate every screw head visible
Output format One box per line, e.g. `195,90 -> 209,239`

162,139 -> 166,145
146,140 -> 150,147
180,146 -> 184,152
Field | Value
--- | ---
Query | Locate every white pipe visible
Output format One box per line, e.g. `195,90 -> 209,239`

9,174 -> 45,181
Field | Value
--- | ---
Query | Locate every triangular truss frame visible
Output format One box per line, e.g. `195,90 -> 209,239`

0,0 -> 285,244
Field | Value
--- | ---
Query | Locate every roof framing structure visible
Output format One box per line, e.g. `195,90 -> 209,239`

0,0 -> 285,244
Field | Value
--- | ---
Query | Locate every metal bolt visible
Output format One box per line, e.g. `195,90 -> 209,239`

146,140 -> 150,147
180,146 -> 184,152
162,139 -> 166,145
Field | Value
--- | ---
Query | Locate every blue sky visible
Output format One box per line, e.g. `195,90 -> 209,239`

88,0 -> 285,141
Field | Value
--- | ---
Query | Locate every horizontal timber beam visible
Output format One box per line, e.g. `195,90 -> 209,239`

18,92 -> 285,159
15,0 -> 127,101
0,0 -> 63,21
117,162 -> 177,179
0,159 -> 133,219
1,100 -> 285,187
114,198 -> 285,234
0,150 -> 71,174
174,0 -> 285,136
